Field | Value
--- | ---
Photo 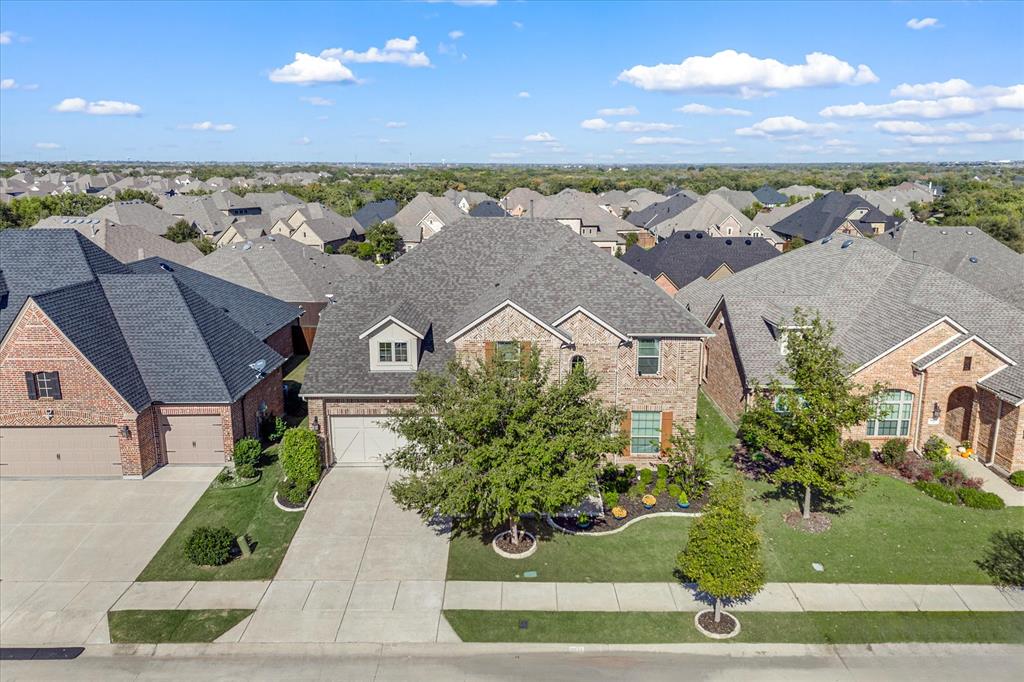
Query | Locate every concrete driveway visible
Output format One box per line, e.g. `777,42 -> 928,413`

0,466 -> 216,645
224,467 -> 454,644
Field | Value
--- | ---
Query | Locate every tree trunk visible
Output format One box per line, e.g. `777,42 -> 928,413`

713,598 -> 722,623
509,517 -> 519,545
802,484 -> 812,520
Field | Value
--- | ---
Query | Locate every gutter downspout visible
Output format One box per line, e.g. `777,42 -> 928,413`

913,368 -> 927,452
987,396 -> 1003,467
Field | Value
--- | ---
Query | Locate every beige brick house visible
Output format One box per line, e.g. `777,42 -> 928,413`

0,230 -> 299,478
678,235 -> 1024,474
301,218 -> 712,467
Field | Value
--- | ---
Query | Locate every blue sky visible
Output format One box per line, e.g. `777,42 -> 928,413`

1,0 -> 1022,163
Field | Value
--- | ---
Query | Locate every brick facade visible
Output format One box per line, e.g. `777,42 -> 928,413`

264,323 -> 295,360
1,300 -> 287,478
702,306 -> 748,423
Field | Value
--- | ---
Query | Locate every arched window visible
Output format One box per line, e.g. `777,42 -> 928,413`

570,355 -> 585,372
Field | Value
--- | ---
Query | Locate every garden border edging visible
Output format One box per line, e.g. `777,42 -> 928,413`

492,531 -> 538,559
546,510 -> 701,537
273,475 -> 324,513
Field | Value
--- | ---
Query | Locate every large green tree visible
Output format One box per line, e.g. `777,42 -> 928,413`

114,188 -> 159,205
677,479 -> 765,623
384,347 -> 623,544
739,310 -> 881,519
165,219 -> 200,243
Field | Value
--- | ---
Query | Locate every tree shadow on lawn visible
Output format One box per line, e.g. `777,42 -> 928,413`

451,516 -> 557,546
754,481 -> 854,518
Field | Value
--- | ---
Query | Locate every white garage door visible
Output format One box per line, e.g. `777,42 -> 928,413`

0,426 -> 123,477
329,416 -> 405,465
160,415 -> 226,465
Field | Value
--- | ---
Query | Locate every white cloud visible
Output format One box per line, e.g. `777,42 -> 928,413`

0,31 -> 12,44
597,105 -> 639,116
295,136 -> 311,145
820,94 -> 1020,120
0,78 -> 14,90
581,118 -> 611,131
512,21 -> 524,30
675,103 -> 751,116
53,97 -> 141,115
735,116 -> 838,138
618,49 -> 877,97
490,151 -> 522,159
321,36 -> 430,67
300,95 -> 334,106
385,121 -> 407,128
34,142 -> 61,150
719,146 -> 737,153
517,91 -> 530,98
185,121 -> 236,132
875,120 -> 1024,145
524,131 -> 556,142
632,136 -> 696,145
448,30 -> 464,40
890,78 -> 974,99
906,17 -> 940,30
874,120 -> 933,135
616,121 -> 676,132
270,52 -> 356,84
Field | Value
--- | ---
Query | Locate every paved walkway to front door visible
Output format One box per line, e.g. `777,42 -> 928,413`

957,457 -> 1024,506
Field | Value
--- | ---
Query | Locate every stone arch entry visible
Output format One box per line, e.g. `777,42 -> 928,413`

944,386 -> 976,443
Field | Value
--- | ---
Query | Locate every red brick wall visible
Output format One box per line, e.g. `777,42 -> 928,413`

702,307 -> 747,423
265,324 -> 295,360
232,366 -> 285,443
0,301 -> 147,476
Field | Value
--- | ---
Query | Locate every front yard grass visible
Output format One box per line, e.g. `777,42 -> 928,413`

283,354 -> 309,384
137,453 -> 303,581
444,610 -> 1024,644
108,609 -> 252,643
448,474 -> 1023,584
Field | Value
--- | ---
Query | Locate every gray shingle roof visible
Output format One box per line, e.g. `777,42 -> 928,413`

87,200 -> 178,236
32,218 -> 202,265
128,257 -> 301,340
676,236 -> 1024,403
708,187 -> 758,211
190,235 -> 375,304
468,200 -> 508,217
353,200 -> 398,228
653,194 -> 756,239
389,193 -> 466,244
626,192 -> 697,229
771,191 -> 897,242
302,217 -> 710,398
622,232 -> 780,289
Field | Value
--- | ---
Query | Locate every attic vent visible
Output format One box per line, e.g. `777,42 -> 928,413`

969,256 -> 979,264
821,236 -> 833,244
940,230 -> 948,235
745,239 -> 752,245
696,233 -> 704,239
841,239 -> 854,249
684,232 -> 691,239
725,239 -> 734,245
159,263 -> 174,272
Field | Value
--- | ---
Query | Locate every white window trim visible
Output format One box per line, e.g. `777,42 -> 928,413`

866,390 -> 914,437
630,410 -> 662,455
636,338 -> 661,377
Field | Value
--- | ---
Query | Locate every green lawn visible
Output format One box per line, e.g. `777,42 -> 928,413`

445,611 -> 1024,644
137,455 -> 303,581
108,609 -> 252,643
283,354 -> 309,384
696,389 -> 738,467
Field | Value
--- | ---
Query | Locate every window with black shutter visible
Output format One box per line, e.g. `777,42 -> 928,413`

26,371 -> 62,400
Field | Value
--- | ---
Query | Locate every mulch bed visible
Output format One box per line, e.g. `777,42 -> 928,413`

784,510 -> 832,533
494,531 -> 535,555
560,489 -> 708,533
698,610 -> 738,636
275,492 -> 307,510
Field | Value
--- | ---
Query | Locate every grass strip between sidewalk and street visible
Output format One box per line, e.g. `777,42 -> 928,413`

444,610 -> 1024,644
108,609 -> 252,644
137,455 -> 303,581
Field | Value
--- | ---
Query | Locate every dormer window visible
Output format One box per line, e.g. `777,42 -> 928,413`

378,341 -> 408,364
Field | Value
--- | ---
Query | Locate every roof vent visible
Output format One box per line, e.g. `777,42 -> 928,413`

821,236 -> 833,244
745,239 -> 752,245
725,239 -> 733,245
696,232 -> 703,239
965,230 -> 974,235
969,256 -> 979,264
267,235 -> 275,241
940,230 -> 948,235
242,241 -> 253,251
159,263 -> 174,272
684,232 -> 691,239
841,239 -> 854,249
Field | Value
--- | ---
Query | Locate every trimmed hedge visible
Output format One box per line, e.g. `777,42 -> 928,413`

280,428 -> 322,485
921,435 -> 950,462
843,439 -> 871,461
232,437 -> 262,469
183,526 -> 235,566
1009,471 -> 1024,488
880,439 -> 910,467
958,486 -> 1005,510
914,480 -> 959,505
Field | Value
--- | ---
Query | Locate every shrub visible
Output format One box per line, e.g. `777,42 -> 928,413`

667,483 -> 682,499
961,476 -> 984,490
897,456 -> 933,482
232,437 -> 262,470
914,480 -> 959,505
939,467 -> 967,489
623,463 -> 637,481
879,439 -> 909,467
236,463 -> 257,480
602,491 -> 620,509
931,458 -> 960,480
639,468 -> 653,486
652,477 -> 667,496
280,428 -> 322,484
958,487 -> 1005,510
599,463 -> 619,489
921,435 -> 950,462
183,526 -> 235,566
976,530 -> 1024,588
215,469 -> 233,485
267,416 -> 288,443
843,439 -> 871,461
278,478 -> 312,506
1009,471 -> 1024,488
656,464 -> 669,481
678,491 -> 689,506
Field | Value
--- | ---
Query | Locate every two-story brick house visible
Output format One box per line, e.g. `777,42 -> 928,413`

677,235 -> 1024,474
301,218 -> 712,466
0,230 -> 300,478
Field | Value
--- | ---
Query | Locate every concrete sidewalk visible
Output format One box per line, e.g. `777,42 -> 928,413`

443,581 -> 1024,612
958,457 -> 1024,506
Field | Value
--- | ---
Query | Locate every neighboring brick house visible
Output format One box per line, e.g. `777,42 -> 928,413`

622,231 -> 781,296
677,235 -> 1024,474
301,218 -> 712,467
0,230 -> 300,478
770,191 -> 899,243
